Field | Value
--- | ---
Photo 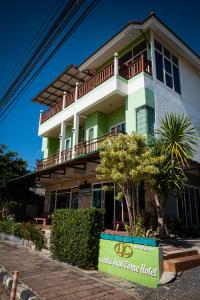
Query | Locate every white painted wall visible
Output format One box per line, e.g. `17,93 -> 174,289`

154,55 -> 200,162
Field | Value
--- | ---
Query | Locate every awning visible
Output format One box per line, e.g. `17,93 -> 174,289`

32,65 -> 92,107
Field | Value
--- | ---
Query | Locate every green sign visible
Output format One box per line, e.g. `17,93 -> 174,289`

98,239 -> 161,288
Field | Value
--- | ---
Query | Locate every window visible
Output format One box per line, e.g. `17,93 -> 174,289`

136,106 -> 154,135
119,40 -> 148,67
48,188 -> 72,212
92,190 -> 102,208
65,138 -> 71,150
154,39 -> 181,94
88,127 -> 94,141
110,122 -> 126,133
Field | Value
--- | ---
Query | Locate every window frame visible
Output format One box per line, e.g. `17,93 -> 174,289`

110,122 -> 126,134
136,105 -> 155,136
154,39 -> 181,94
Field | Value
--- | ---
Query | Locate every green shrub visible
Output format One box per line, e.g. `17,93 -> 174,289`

50,208 -> 104,269
0,219 -> 45,250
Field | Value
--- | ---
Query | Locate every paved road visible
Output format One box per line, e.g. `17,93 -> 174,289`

0,241 -> 136,300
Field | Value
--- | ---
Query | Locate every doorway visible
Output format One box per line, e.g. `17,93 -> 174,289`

104,189 -> 114,229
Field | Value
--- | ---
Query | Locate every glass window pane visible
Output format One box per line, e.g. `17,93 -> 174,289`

172,54 -> 179,66
155,51 -> 164,82
154,39 -> 162,52
88,128 -> 94,141
92,190 -> 102,208
164,47 -> 171,59
165,73 -> 173,88
173,65 -> 181,94
49,192 -> 56,213
56,193 -> 70,209
133,41 -> 147,56
119,50 -> 132,66
164,58 -> 172,74
71,192 -> 79,209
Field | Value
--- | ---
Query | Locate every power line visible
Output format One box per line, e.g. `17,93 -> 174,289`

0,0 -> 65,96
0,0 -> 100,123
0,0 -> 79,110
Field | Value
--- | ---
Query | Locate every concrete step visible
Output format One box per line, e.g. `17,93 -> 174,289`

163,254 -> 200,272
163,249 -> 198,260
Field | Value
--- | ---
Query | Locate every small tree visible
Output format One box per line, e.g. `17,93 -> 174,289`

97,133 -> 161,235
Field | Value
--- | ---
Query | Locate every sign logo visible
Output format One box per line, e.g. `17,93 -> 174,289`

114,242 -> 133,258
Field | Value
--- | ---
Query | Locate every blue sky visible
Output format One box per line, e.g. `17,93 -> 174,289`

0,0 -> 200,170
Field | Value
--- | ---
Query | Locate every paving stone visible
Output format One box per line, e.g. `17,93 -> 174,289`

0,241 -> 137,300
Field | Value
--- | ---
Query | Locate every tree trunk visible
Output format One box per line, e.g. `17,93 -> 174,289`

154,193 -> 168,238
124,184 -> 136,235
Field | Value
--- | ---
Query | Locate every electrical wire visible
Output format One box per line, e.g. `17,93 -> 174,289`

0,0 -> 100,123
0,0 -> 65,96
0,0 -> 79,109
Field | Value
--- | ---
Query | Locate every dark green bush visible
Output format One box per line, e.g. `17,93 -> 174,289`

50,208 -> 104,269
0,219 -> 45,250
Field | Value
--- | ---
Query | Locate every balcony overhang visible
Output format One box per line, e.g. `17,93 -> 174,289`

32,65 -> 93,107
8,152 -> 100,186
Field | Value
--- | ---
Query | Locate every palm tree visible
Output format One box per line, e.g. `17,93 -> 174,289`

157,113 -> 198,166
149,142 -> 187,237
150,114 -> 198,237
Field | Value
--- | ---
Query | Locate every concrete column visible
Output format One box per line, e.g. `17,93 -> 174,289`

62,91 -> 67,109
114,52 -> 119,76
75,82 -> 79,101
72,113 -> 79,158
59,121 -> 66,163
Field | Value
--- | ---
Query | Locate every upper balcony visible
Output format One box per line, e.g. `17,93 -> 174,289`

38,55 -> 152,126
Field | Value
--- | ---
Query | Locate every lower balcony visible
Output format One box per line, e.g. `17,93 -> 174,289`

36,130 -> 119,172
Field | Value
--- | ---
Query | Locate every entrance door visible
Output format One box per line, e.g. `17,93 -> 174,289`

104,189 -> 114,229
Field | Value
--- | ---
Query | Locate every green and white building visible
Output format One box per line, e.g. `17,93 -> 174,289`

31,14 -> 200,228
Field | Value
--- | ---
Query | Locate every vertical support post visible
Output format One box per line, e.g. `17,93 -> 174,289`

75,82 -> 79,101
114,52 -> 119,76
59,121 -> 66,163
39,110 -> 43,125
10,271 -> 19,300
150,30 -> 158,135
62,91 -> 67,109
72,113 -> 79,158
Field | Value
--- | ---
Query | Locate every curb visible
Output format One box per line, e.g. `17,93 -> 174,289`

0,266 -> 42,300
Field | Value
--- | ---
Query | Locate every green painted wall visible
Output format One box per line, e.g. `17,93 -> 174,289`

106,106 -> 125,132
125,87 -> 154,136
42,137 -> 59,159
84,107 -> 125,141
98,239 -> 161,288
48,138 -> 59,156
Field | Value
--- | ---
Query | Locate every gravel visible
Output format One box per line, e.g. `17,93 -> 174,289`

139,266 -> 200,300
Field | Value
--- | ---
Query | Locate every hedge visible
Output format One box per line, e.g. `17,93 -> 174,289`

0,219 -> 45,250
50,208 -> 104,269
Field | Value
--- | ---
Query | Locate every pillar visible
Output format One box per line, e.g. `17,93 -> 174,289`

62,91 -> 67,109
114,52 -> 119,76
72,113 -> 79,158
75,82 -> 79,101
59,121 -> 66,163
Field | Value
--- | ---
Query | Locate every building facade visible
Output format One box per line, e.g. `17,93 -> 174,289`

32,14 -> 200,228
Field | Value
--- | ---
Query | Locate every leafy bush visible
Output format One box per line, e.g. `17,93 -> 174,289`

0,219 -> 45,250
50,208 -> 104,269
